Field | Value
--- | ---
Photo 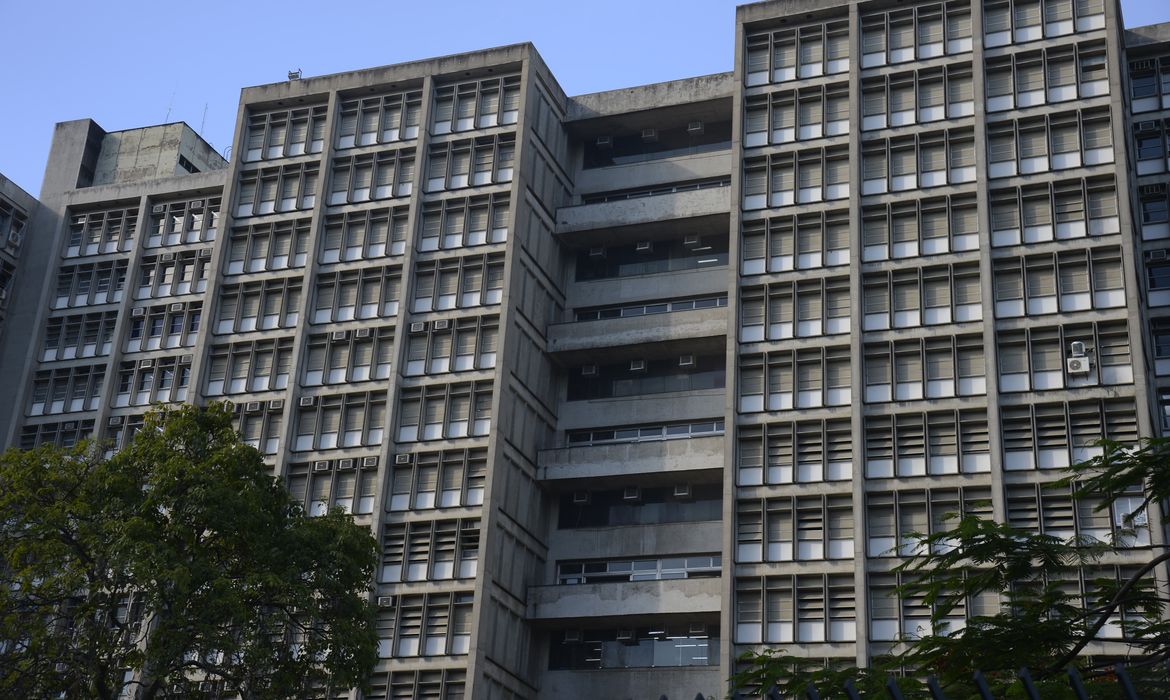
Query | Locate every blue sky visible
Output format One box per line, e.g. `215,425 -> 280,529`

1,0 -> 1168,196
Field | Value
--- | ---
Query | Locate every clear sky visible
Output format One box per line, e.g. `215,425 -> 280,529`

1,0 -> 1168,197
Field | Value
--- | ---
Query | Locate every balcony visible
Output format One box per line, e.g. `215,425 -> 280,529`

565,266 -> 728,312
548,520 -> 722,562
558,173 -> 731,235
539,434 -> 724,482
529,576 -> 721,620
558,387 -> 725,432
548,304 -> 727,355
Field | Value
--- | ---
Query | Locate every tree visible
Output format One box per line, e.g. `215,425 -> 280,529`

732,439 -> 1170,699
0,403 -> 379,700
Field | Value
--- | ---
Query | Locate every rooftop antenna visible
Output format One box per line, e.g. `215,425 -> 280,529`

164,91 -> 175,123
288,68 -> 302,81
199,103 -> 208,136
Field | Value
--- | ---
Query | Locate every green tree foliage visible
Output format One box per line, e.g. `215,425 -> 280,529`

732,439 -> 1170,698
0,403 -> 378,699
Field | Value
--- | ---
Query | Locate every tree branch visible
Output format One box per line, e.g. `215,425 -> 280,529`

1040,548 -> 1170,678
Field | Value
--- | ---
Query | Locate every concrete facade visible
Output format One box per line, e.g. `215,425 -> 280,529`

0,173 -> 39,344
3,1 -> 1170,698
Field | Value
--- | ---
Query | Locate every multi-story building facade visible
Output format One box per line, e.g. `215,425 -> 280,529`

0,173 -> 39,345
2,1 -> 1169,698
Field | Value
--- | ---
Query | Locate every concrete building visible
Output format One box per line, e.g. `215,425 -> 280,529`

2,1 -> 1169,698
0,173 -> 40,345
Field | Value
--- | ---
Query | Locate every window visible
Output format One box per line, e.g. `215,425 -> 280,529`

549,623 -> 717,670
403,316 -> 498,376
432,77 -> 520,134
329,151 -> 413,205
313,266 -> 401,323
28,365 -> 107,415
216,278 -> 301,333
244,105 -> 326,160
65,206 -> 138,257
397,382 -> 493,442
380,518 -> 480,583
52,261 -> 128,309
337,91 -> 422,149
236,163 -> 318,218
293,391 -> 386,451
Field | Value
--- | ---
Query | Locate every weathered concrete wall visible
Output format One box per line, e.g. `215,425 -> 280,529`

93,123 -> 226,186
568,73 -> 734,121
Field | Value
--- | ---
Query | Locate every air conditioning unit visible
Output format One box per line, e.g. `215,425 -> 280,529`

581,364 -> 598,376
588,247 -> 607,260
108,416 -> 124,427
1147,249 -> 1168,262
1130,59 -> 1156,72
394,453 -> 413,465
433,318 -> 450,330
337,458 -> 355,470
376,595 -> 396,608
268,399 -> 284,410
139,359 -> 154,369
62,422 -> 78,431
355,327 -> 371,338
571,490 -> 591,505
595,136 -> 612,148
245,401 -> 262,413
410,321 -> 428,333
180,354 -> 193,364
1138,120 -> 1158,133
616,629 -> 635,642
7,230 -> 22,247
679,355 -> 695,368
1069,341 -> 1087,357
629,359 -> 646,372
362,456 -> 379,468
1140,183 -> 1168,196
198,248 -> 212,258
687,121 -> 705,135
313,460 -> 330,472
673,483 -> 693,499
299,396 -> 316,407
161,252 -> 175,262
152,204 -> 166,214
189,200 -> 204,210
688,622 -> 707,636
563,630 -> 582,643
332,330 -> 349,341
641,128 -> 658,142
635,241 -> 653,253
1066,356 -> 1091,375
169,302 -> 184,312
683,234 -> 701,248
622,486 -> 642,502
131,307 -> 146,317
